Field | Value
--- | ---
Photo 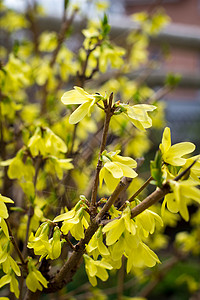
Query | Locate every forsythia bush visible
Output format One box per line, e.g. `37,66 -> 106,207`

0,1 -> 199,299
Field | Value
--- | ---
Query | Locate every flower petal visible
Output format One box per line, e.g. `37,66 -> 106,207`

69,101 -> 91,124
61,87 -> 89,105
167,142 -> 195,163
112,155 -> 137,168
114,162 -> 138,178
160,127 -> 171,153
104,162 -> 123,178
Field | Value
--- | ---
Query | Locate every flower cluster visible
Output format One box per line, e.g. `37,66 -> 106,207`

28,223 -> 63,260
53,197 -> 90,240
157,127 -> 200,221
26,258 -> 48,292
85,203 -> 162,285
99,150 -> 138,191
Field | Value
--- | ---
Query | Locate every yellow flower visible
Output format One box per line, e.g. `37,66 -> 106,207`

61,86 -> 104,124
136,209 -> 163,238
26,259 -> 48,292
102,205 -> 137,246
83,254 -> 112,286
0,194 -> 14,219
99,150 -> 137,191
159,127 -> 195,166
162,179 -> 200,221
181,155 -> 200,181
121,103 -> 156,130
126,241 -> 160,272
86,226 -> 110,260
53,199 -> 90,240
0,271 -> 20,298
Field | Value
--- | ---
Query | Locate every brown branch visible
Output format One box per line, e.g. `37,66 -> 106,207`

90,93 -> 114,207
44,221 -> 99,294
26,1 -> 39,54
50,10 -> 77,68
131,183 -> 170,219
23,157 -> 197,299
68,124 -> 78,156
5,219 -> 26,268
130,153 -> 198,218
119,174 -> 152,211
77,41 -> 101,87
147,86 -> 171,103
128,175 -> 152,203
0,95 -> 5,160
95,177 -> 131,223
174,158 -> 198,181
40,9 -> 77,114
22,156 -> 42,259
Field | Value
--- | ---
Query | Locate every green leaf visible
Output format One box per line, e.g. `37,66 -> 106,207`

150,150 -> 164,188
165,73 -> 181,87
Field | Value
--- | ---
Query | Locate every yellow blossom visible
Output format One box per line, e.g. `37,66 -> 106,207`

120,103 -> 156,130
0,194 -> 14,219
61,86 -> 104,124
53,199 -> 90,240
162,179 -> 200,221
99,150 -> 137,191
26,259 -> 48,292
86,226 -> 110,260
83,254 -> 112,286
159,127 -> 195,166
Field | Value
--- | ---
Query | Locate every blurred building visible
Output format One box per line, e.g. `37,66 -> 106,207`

121,0 -> 200,143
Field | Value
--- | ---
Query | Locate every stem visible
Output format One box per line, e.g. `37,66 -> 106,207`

5,219 -> 26,267
119,175 -> 152,211
90,93 -> 114,207
26,1 -> 39,54
129,176 -> 153,202
69,124 -> 78,156
77,41 -> 101,87
95,177 -> 130,223
40,9 -> 77,115
174,158 -> 197,181
22,156 -> 42,258
50,10 -> 77,68
44,221 -> 99,294
131,183 -> 170,219
0,96 -> 5,160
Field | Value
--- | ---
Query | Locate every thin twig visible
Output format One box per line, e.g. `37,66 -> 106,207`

40,9 -> 77,114
22,156 -> 42,258
68,124 -> 78,156
77,41 -> 101,87
95,177 -> 130,223
26,1 -> 39,54
90,93 -> 114,208
174,158 -> 198,181
131,183 -> 170,219
5,219 -> 26,267
129,175 -> 152,201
